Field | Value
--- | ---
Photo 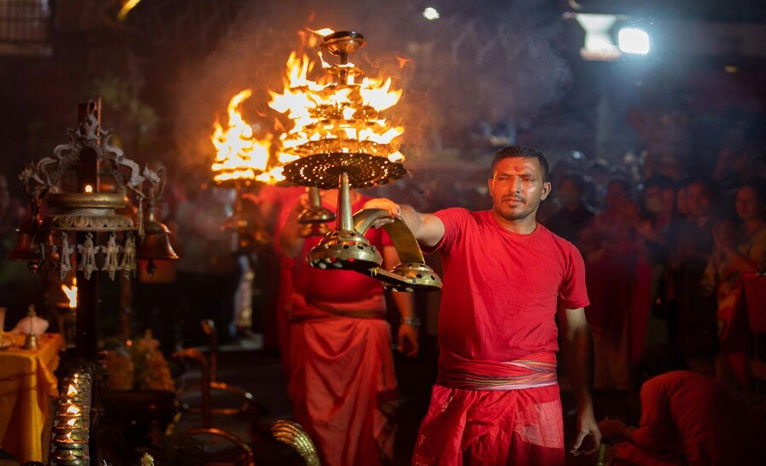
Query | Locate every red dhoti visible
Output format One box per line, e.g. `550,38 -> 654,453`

412,352 -> 564,466
287,293 -> 397,466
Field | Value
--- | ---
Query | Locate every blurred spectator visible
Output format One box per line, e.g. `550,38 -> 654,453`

667,179 -> 719,368
702,184 -> 766,388
637,176 -> 678,346
582,179 -> 652,390
712,146 -> 749,192
675,185 -> 691,222
547,173 -> 595,246
584,159 -> 611,211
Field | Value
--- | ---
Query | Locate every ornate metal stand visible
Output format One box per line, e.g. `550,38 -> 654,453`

11,99 -> 178,465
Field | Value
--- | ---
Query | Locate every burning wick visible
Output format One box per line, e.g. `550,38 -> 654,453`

84,184 -> 93,193
61,278 -> 77,308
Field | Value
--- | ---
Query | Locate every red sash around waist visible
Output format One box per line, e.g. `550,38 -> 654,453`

437,352 -> 558,391
289,292 -> 386,322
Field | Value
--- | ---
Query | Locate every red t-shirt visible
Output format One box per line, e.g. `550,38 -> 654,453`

292,196 -> 392,304
431,208 -> 590,362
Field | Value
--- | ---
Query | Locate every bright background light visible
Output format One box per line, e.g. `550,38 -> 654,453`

618,28 -> 650,55
423,7 -> 440,21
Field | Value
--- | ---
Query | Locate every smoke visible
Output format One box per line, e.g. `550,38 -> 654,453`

168,0 -> 571,176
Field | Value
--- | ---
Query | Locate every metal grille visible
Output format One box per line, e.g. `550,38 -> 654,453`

0,0 -> 51,54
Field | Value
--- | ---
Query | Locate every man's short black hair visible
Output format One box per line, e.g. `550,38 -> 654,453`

492,146 -> 550,182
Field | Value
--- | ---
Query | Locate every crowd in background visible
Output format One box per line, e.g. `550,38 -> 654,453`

539,142 -> 766,391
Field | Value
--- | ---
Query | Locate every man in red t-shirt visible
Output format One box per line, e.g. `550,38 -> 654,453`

279,188 -> 419,466
365,146 -> 601,465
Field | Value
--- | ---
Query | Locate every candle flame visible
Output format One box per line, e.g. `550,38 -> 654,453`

61,278 -> 77,308
66,418 -> 76,426
84,185 -> 93,193
66,405 -> 80,415
67,384 -> 78,396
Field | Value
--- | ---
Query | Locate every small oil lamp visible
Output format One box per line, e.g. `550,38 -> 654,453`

52,430 -> 88,449
50,446 -> 89,465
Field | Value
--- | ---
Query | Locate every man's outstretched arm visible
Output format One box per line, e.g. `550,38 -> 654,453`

559,306 -> 601,456
362,198 -> 445,249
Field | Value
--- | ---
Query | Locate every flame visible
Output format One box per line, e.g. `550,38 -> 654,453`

308,27 -> 335,37
395,56 -> 413,69
66,418 -> 76,427
61,278 -> 77,308
117,0 -> 141,21
211,90 -> 280,184
268,40 -> 406,161
67,384 -> 77,396
66,405 -> 80,415
84,185 -> 93,193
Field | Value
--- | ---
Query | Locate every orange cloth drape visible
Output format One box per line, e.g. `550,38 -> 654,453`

0,333 -> 64,463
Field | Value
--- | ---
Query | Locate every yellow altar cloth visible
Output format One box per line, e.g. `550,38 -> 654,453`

0,333 -> 64,463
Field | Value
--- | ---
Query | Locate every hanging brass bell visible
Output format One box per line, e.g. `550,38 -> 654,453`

7,218 -> 42,262
136,212 -> 178,260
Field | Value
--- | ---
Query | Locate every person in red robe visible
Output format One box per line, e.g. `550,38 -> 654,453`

365,146 -> 601,465
599,369 -> 762,465
279,188 -> 419,466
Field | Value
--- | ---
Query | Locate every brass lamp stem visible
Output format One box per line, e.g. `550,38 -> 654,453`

337,172 -> 354,231
308,187 -> 322,209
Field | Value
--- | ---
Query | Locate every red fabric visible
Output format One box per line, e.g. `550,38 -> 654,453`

292,196 -> 392,304
286,195 -> 397,466
412,383 -> 564,466
429,209 -> 590,362
618,371 -> 759,466
268,186 -> 303,374
287,303 -> 397,466
437,351 -> 558,391
412,209 -> 589,465
630,261 -> 653,363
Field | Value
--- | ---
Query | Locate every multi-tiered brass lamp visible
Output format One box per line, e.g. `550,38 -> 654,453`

269,30 -> 441,292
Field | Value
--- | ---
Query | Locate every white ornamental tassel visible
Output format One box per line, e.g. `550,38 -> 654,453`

120,234 -> 137,277
101,232 -> 121,280
77,232 -> 98,280
60,232 -> 75,281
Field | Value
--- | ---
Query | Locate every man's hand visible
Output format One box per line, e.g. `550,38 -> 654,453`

362,198 -> 401,229
571,407 -> 602,456
397,323 -> 419,357
362,198 -> 401,217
